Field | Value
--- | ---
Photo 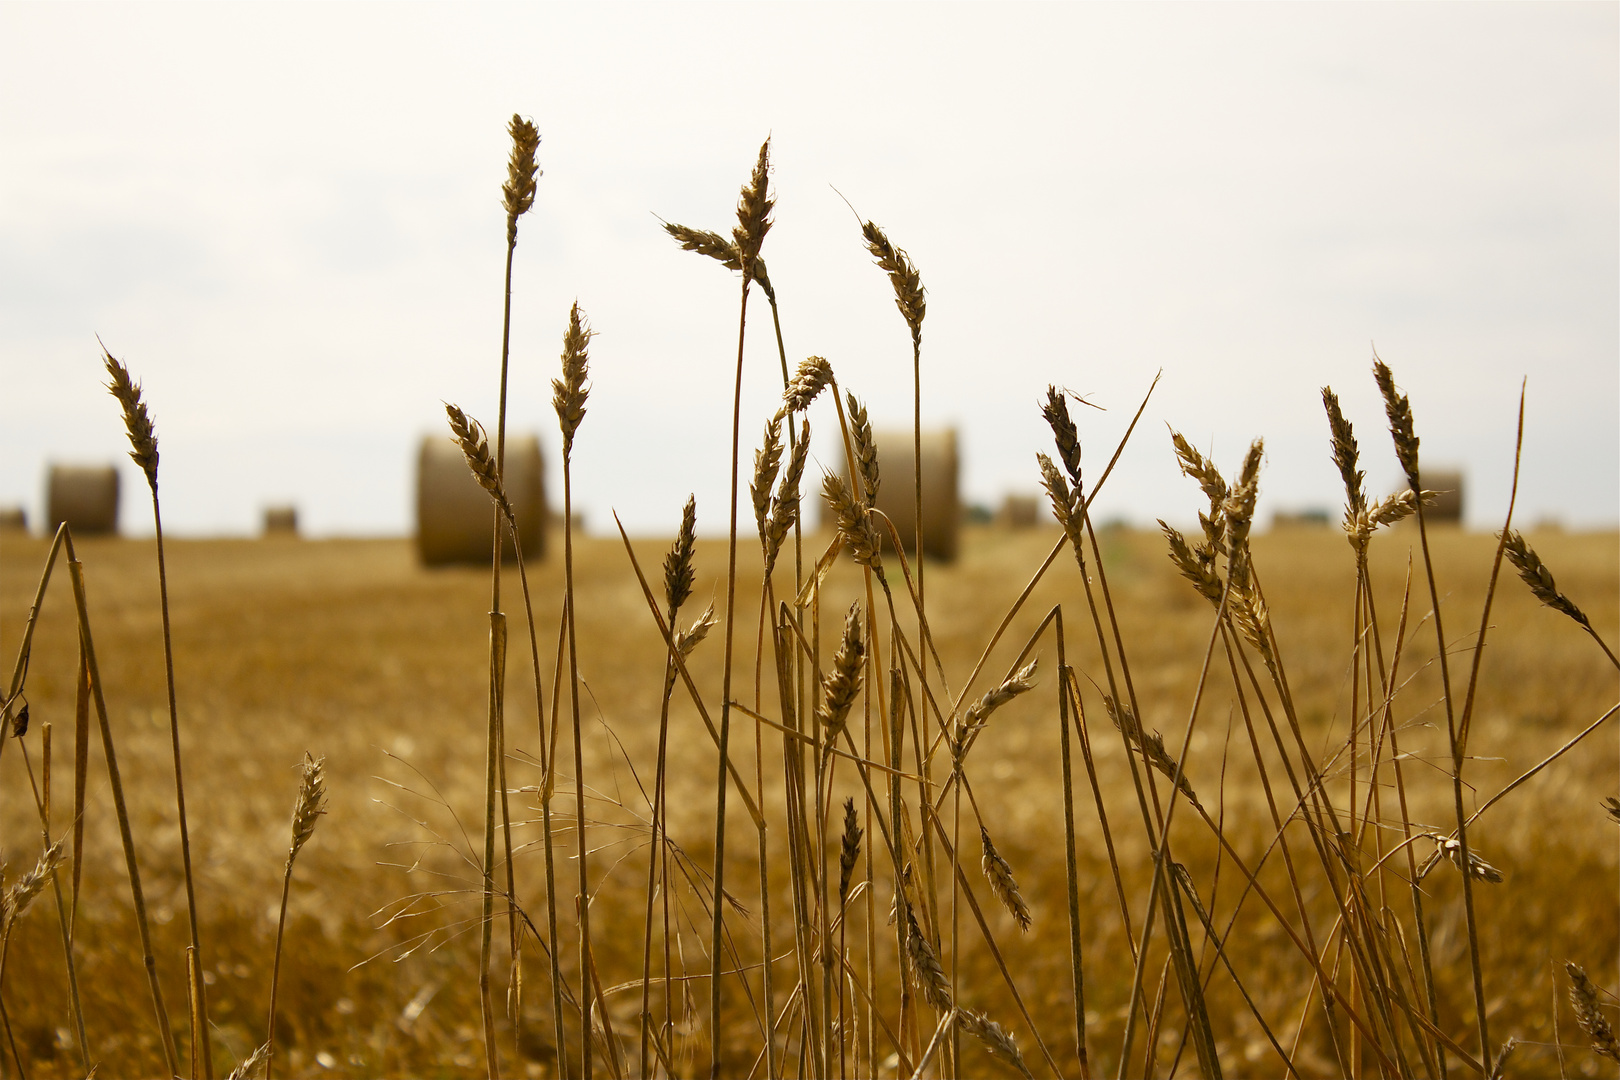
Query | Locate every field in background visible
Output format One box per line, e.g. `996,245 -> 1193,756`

0,523 -> 1614,1078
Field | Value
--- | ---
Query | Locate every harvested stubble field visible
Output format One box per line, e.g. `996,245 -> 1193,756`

0,522 -> 1614,1078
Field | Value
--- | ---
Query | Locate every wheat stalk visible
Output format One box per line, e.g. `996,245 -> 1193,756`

266,754 -> 327,1080
103,346 -> 214,1078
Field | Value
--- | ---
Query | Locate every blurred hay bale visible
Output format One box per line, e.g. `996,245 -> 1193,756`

853,427 -> 960,562
0,506 -> 25,532
416,433 -> 546,565
998,493 -> 1039,528
46,464 -> 119,535
1423,468 -> 1464,524
1272,508 -> 1332,529
263,505 -> 299,537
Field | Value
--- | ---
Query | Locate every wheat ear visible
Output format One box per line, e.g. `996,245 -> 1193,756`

1566,963 -> 1620,1062
266,754 -> 326,1080
103,346 -> 214,1077
979,827 -> 1031,932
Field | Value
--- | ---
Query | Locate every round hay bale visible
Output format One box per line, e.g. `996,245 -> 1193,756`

1422,469 -> 1464,524
416,433 -> 547,565
262,505 -> 299,536
46,464 -> 119,535
998,493 -> 1039,529
848,427 -> 960,562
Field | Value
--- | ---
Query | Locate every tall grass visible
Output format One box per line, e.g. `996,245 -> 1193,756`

0,121 -> 1616,1080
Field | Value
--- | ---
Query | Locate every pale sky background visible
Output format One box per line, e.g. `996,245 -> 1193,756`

2,2 -> 1616,540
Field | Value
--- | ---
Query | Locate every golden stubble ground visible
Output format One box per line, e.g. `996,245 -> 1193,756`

0,523 -> 1615,1078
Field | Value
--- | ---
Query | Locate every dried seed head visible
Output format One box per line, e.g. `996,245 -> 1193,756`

838,797 -> 863,906
1487,1036 -> 1518,1080
751,411 -> 786,540
288,752 -> 327,869
1503,530 -> 1591,628
1566,962 -> 1620,1062
905,907 -> 952,1012
662,222 -> 742,269
1038,453 -> 1086,572
663,496 -> 697,620
964,660 -> 1039,730
1373,358 -> 1421,489
822,472 -> 884,580
3,839 -> 65,928
979,826 -> 1031,932
1603,796 -> 1620,824
1042,386 -> 1082,487
846,393 -> 880,502
765,419 -> 811,577
1105,695 -> 1200,810
817,603 -> 865,746
785,356 -> 835,413
1223,440 -> 1264,595
227,1041 -> 271,1080
958,1009 -> 1035,1080
674,603 -> 717,659
1321,387 -> 1365,516
1433,836 -> 1504,884
1170,431 -> 1228,511
732,138 -> 773,268
553,302 -> 592,457
861,220 -> 926,351
1160,522 -> 1224,606
502,114 -> 541,245
444,404 -> 512,521
103,348 -> 159,490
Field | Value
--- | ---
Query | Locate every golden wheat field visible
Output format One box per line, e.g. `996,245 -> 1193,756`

0,519 -> 1615,1079
3,128 -> 1619,1080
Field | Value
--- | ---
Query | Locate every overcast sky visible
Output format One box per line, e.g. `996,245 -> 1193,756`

2,2 -> 1615,540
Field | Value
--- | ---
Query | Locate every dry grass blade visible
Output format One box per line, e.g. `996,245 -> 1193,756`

784,355 -> 833,413
553,301 -> 592,457
1566,963 -> 1620,1062
502,114 -> 541,243
1502,530 -> 1591,629
817,603 -> 865,746
102,347 -> 159,488
838,797 -> 863,906
861,219 -> 925,348
846,392 -> 880,501
979,827 -> 1031,932
958,1008 -> 1035,1080
663,496 -> 697,618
